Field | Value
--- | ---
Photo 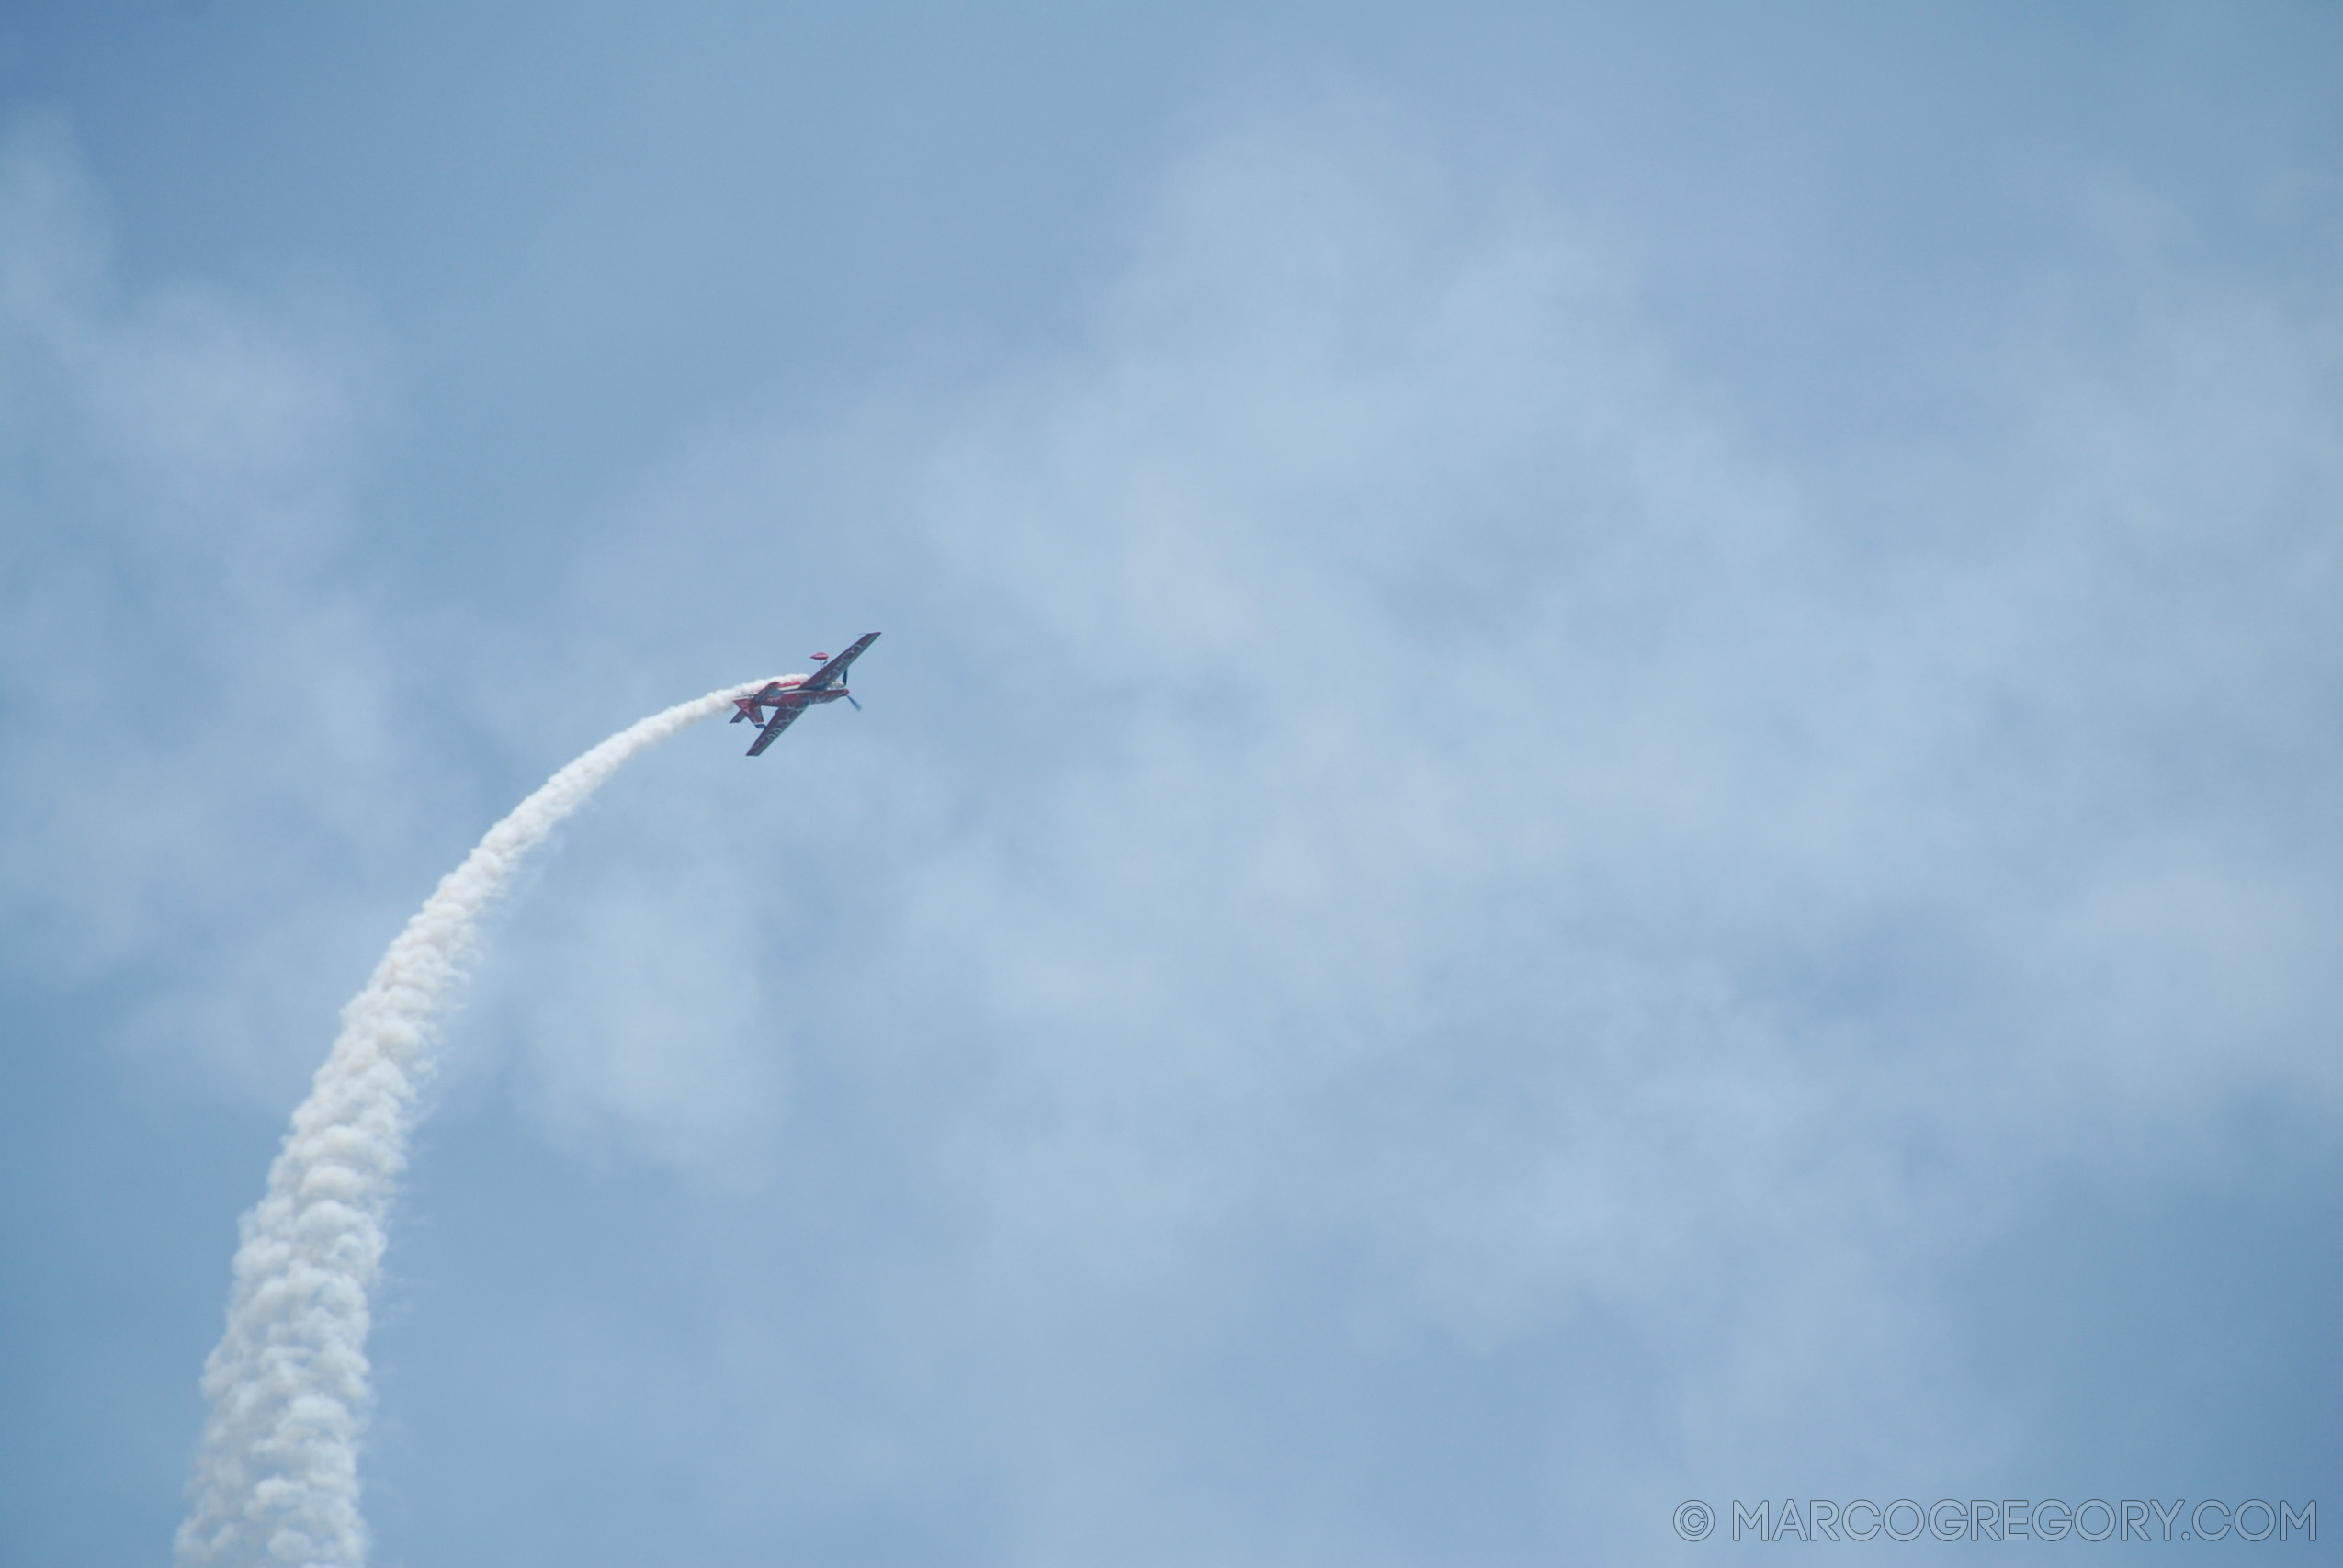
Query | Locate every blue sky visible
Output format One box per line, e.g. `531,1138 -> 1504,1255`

3,4 -> 2338,1563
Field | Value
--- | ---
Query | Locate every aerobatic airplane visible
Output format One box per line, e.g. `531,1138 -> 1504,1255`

732,633 -> 880,756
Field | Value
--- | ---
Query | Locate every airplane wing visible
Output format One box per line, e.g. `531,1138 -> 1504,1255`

745,703 -> 806,756
804,631 -> 880,690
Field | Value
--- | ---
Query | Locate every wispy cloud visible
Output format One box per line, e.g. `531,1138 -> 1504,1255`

435,95 -> 2342,1553
0,118 -> 418,1098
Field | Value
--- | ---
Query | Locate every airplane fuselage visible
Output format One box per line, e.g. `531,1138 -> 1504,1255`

730,678 -> 852,727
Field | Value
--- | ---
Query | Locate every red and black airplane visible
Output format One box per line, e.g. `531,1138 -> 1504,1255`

732,633 -> 880,756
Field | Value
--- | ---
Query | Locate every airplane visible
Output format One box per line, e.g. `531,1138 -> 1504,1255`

732,633 -> 880,756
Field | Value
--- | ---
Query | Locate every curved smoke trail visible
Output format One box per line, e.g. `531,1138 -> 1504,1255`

177,680 -> 779,1568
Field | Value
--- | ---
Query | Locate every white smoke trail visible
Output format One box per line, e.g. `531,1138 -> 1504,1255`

177,680 -> 781,1568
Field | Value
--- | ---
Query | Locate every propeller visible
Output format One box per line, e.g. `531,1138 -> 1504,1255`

846,694 -> 862,711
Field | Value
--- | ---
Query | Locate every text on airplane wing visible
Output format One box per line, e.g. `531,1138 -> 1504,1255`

804,632 -> 880,689
745,703 -> 807,756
